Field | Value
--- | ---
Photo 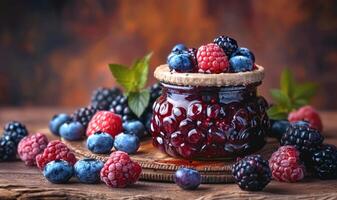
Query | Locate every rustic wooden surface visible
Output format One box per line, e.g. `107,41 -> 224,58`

1,107 -> 337,200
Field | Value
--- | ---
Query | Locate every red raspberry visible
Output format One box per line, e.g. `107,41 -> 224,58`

35,140 -> 77,170
269,145 -> 305,182
18,133 -> 48,166
196,43 -> 229,74
288,105 -> 323,132
100,151 -> 142,188
86,111 -> 122,137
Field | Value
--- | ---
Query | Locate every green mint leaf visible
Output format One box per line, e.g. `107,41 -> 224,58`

109,64 -> 136,92
128,90 -> 150,118
267,106 -> 288,120
293,83 -> 318,100
280,68 -> 295,97
270,89 -> 291,109
132,52 -> 152,91
293,99 -> 309,109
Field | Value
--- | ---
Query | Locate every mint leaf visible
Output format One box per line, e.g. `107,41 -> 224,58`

270,89 -> 291,109
128,90 -> 150,118
280,68 -> 295,97
294,83 -> 317,100
109,64 -> 136,92
267,106 -> 288,120
133,53 -> 152,90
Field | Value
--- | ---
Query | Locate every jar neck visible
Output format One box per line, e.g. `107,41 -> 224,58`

161,82 -> 259,104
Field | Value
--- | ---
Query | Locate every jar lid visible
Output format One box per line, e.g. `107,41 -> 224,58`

154,64 -> 265,87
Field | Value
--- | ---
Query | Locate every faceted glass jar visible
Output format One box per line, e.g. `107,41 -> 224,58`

150,82 -> 270,160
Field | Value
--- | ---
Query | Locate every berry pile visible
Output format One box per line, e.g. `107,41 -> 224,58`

167,35 -> 256,73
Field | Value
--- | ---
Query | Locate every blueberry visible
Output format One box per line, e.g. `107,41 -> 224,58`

114,133 -> 140,154
231,47 -> 255,62
123,120 -> 145,138
87,132 -> 114,154
43,160 -> 74,184
172,44 -> 188,52
174,168 -> 201,190
270,120 -> 290,140
167,52 -> 194,72
49,113 -> 72,136
59,121 -> 85,141
229,56 -> 253,72
74,158 -> 103,184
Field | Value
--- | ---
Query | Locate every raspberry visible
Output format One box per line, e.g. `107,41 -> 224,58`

100,151 -> 142,188
35,140 -> 77,170
86,111 -> 123,137
196,43 -> 229,74
18,133 -> 49,166
232,155 -> 271,191
269,146 -> 305,182
288,105 -> 323,132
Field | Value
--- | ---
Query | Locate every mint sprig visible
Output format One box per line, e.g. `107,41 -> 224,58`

267,68 -> 318,120
108,53 -> 153,117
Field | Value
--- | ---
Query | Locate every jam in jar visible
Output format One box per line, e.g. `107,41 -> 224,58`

150,65 -> 269,160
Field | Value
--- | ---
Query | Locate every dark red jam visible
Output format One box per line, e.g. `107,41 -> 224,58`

150,83 -> 270,160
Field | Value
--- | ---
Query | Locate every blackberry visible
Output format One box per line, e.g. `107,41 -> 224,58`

73,106 -> 97,128
91,87 -> 122,110
213,35 -> 238,56
188,48 -> 198,67
141,83 -> 162,132
0,137 -> 16,161
109,95 -> 138,122
232,155 -> 271,191
311,144 -> 337,179
149,83 -> 162,103
280,121 -> 324,155
3,121 -> 28,145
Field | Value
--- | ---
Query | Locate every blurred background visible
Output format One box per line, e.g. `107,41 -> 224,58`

0,0 -> 336,109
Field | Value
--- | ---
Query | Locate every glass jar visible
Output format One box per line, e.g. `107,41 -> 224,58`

150,65 -> 269,160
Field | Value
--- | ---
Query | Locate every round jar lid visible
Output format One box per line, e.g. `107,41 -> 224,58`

154,64 -> 265,87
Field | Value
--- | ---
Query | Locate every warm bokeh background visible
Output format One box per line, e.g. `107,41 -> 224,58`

0,0 -> 336,109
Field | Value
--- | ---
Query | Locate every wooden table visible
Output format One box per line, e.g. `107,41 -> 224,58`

1,107 -> 337,200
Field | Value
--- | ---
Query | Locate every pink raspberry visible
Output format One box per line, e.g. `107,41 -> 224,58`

17,133 -> 49,166
86,111 -> 123,137
288,105 -> 323,132
269,145 -> 305,182
100,151 -> 142,188
35,140 -> 77,170
196,43 -> 229,74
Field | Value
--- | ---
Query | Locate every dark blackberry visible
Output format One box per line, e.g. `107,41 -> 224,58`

311,144 -> 337,179
91,87 -> 122,110
0,137 -> 16,161
149,83 -> 162,103
232,155 -> 271,191
73,106 -> 97,128
280,121 -> 324,155
188,48 -> 198,67
3,121 -> 28,145
213,35 -> 238,56
109,95 -> 138,122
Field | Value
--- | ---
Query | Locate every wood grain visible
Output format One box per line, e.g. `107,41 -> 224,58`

1,108 -> 337,199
